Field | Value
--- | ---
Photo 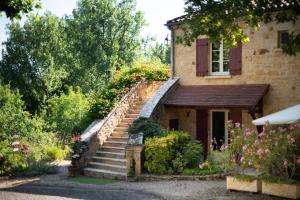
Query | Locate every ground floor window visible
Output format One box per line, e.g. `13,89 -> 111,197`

210,110 -> 229,150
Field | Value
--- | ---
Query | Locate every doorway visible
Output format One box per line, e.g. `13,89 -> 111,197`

211,110 -> 228,150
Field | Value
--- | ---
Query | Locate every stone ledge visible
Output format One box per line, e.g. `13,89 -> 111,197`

139,78 -> 179,119
137,173 -> 227,181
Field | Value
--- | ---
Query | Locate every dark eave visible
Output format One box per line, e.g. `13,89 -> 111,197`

164,84 -> 270,109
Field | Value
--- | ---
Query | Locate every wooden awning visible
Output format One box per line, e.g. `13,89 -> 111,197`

164,84 -> 269,108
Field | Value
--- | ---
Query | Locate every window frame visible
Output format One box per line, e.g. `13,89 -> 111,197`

210,40 -> 230,76
278,30 -> 289,49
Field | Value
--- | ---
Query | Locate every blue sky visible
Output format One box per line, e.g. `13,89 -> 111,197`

0,0 -> 185,51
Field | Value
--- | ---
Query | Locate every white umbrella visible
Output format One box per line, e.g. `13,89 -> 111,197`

252,104 -> 300,125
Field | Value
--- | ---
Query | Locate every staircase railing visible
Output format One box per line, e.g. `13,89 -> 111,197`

79,81 -> 149,169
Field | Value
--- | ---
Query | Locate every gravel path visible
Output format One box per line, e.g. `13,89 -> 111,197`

0,161 -> 283,200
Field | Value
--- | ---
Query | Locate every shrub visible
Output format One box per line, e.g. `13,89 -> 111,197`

227,121 -> 300,179
182,167 -> 223,175
172,153 -> 186,173
88,97 -> 114,120
207,150 -> 228,170
183,142 -> 204,168
46,86 -> 90,145
128,118 -> 163,139
144,131 -> 191,174
45,146 -> 69,161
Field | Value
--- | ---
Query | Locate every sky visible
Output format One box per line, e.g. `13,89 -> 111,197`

0,0 -> 185,51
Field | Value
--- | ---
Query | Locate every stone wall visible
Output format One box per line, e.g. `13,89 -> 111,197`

172,19 -> 300,129
140,78 -> 179,120
79,81 -> 163,170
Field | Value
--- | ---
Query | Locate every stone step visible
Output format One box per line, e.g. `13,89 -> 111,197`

103,141 -> 127,147
118,122 -> 131,127
88,162 -> 126,172
96,151 -> 125,159
121,118 -> 136,123
84,168 -> 126,179
128,109 -> 141,114
106,136 -> 128,142
92,156 -> 126,165
126,113 -> 139,118
114,126 -> 128,132
111,132 -> 128,137
100,146 -> 125,153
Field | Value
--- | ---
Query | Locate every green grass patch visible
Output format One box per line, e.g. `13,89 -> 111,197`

235,175 -> 257,182
182,167 -> 223,175
259,176 -> 300,185
67,176 -> 118,185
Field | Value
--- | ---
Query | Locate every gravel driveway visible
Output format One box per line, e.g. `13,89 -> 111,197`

0,161 -> 283,200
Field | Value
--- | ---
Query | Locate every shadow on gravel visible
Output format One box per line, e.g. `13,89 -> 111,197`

1,183 -> 165,200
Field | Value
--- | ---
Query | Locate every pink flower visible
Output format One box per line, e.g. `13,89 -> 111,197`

258,131 -> 266,137
287,135 -> 295,143
245,130 -> 252,137
242,145 -> 248,152
257,148 -> 264,158
254,139 -> 260,146
284,160 -> 288,168
240,156 -> 244,163
235,123 -> 241,128
248,160 -> 253,166
278,127 -> 287,133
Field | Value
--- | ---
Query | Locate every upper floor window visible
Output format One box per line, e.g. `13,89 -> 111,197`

278,30 -> 288,48
210,41 -> 230,75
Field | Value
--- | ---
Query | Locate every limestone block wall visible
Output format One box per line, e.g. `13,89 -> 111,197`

79,81 -> 163,170
173,19 -> 300,128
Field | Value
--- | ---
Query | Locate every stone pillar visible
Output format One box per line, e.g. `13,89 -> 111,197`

126,145 -> 144,177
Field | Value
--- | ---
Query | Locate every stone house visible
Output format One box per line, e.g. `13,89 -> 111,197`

154,15 -> 300,154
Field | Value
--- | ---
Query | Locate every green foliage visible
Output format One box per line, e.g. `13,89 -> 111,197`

87,65 -> 169,121
128,118 -> 163,139
183,142 -> 204,168
182,167 -> 223,175
207,150 -> 228,170
0,0 -> 41,19
44,146 -> 69,161
0,13 -> 74,112
181,0 -> 300,55
227,121 -> 300,179
144,131 -> 191,174
172,153 -> 186,173
66,0 -> 145,86
0,140 -> 26,176
46,87 -> 90,145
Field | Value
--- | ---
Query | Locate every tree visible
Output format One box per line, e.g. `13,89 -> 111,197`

0,13 -> 77,112
140,36 -> 170,64
0,0 -> 41,19
65,0 -> 145,88
180,0 -> 300,55
46,87 -> 90,145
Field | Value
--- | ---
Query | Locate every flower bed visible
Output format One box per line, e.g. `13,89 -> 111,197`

225,122 -> 300,198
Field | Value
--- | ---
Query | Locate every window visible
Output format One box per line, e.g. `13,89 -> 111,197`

210,40 -> 230,75
278,30 -> 289,48
169,119 -> 179,131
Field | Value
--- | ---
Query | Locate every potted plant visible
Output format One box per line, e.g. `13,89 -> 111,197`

68,135 -> 82,177
225,122 -> 263,193
226,121 -> 300,198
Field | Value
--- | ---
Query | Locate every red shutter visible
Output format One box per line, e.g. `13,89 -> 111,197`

229,43 -> 242,75
229,108 -> 242,124
196,109 -> 208,157
196,39 -> 209,76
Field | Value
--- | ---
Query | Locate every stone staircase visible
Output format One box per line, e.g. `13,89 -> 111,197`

84,100 -> 146,179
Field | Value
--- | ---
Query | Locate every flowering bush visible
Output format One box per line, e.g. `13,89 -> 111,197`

69,135 -> 88,166
227,121 -> 300,179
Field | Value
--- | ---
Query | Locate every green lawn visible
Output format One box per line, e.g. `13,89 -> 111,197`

67,176 -> 118,185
